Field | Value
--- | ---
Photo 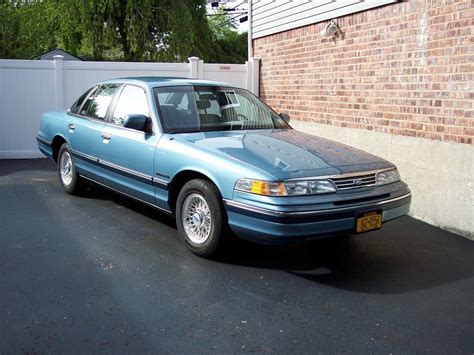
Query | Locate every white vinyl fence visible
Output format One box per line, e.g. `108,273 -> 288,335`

0,56 -> 260,159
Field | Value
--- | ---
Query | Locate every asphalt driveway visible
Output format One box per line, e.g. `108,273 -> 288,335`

1,159 -> 473,354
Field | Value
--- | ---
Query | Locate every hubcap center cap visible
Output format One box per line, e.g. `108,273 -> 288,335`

192,212 -> 203,226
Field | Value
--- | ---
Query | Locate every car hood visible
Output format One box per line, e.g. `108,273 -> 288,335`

175,129 -> 393,179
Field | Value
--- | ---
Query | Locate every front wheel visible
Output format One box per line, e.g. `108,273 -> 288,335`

57,143 -> 87,195
176,179 -> 226,257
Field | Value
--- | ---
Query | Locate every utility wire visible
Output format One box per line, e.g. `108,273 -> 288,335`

209,1 -> 247,29
210,0 -> 246,13
211,13 -> 244,29
207,11 -> 247,16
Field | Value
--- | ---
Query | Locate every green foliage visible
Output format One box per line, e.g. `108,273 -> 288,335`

0,0 -> 247,63
0,0 -> 83,59
0,2 -> 19,58
208,7 -> 248,64
160,0 -> 214,62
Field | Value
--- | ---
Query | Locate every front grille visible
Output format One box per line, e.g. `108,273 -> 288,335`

330,173 -> 377,190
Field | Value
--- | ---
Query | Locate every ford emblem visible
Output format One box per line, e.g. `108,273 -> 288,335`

353,178 -> 363,185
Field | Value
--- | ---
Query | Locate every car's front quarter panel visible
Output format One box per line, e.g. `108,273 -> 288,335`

155,134 -> 277,206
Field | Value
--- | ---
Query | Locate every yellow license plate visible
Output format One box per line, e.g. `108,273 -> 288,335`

356,211 -> 382,233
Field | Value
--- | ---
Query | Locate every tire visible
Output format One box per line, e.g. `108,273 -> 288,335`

57,143 -> 87,195
176,179 -> 226,257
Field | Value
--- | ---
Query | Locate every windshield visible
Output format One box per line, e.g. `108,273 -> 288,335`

153,85 -> 291,133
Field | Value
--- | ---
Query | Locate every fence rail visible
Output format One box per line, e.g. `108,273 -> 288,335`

0,56 -> 260,159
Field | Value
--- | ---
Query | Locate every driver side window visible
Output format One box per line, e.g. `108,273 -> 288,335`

112,85 -> 150,126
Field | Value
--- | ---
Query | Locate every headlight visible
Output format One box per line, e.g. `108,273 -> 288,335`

376,168 -> 400,186
284,180 -> 336,195
235,178 -> 336,196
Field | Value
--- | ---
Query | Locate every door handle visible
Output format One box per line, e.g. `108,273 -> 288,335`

68,124 -> 75,130
101,133 -> 112,140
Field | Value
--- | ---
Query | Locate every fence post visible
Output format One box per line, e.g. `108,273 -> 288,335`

188,56 -> 200,79
248,57 -> 260,96
198,59 -> 204,79
245,60 -> 252,92
53,55 -> 64,109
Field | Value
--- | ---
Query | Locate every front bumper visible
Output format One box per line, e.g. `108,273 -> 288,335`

224,192 -> 411,243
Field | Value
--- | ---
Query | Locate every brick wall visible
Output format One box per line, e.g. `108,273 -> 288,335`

253,0 -> 473,144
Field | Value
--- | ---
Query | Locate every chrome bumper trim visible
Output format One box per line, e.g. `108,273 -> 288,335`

223,192 -> 412,218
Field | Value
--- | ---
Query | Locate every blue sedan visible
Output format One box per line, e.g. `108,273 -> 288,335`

37,77 -> 411,257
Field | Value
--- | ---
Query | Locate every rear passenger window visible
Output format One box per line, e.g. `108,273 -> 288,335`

70,86 -> 95,114
80,84 -> 119,120
112,85 -> 150,126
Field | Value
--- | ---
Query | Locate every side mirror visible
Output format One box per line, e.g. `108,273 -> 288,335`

123,114 -> 153,134
278,112 -> 290,123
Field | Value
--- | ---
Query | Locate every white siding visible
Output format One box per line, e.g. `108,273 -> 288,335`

251,0 -> 398,39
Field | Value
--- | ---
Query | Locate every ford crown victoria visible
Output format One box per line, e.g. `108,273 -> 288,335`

37,77 -> 411,257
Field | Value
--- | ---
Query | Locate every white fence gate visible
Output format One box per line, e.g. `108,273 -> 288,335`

0,56 -> 260,159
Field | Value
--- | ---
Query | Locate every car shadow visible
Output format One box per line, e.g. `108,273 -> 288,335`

78,178 -> 474,296
78,182 -> 177,228
217,217 -> 474,294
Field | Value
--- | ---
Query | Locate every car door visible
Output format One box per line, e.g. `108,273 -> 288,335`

67,84 -> 119,182
99,84 -> 162,205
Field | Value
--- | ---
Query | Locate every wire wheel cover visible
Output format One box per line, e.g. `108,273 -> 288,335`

60,151 -> 73,186
182,193 -> 212,244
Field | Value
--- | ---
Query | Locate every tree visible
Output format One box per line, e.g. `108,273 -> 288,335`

0,3 -> 19,58
159,0 -> 215,62
0,0 -> 83,59
77,0 -> 108,60
207,7 -> 247,64
0,0 -> 247,63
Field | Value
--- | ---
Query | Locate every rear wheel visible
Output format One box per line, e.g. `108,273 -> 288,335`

57,143 -> 87,195
176,179 -> 225,257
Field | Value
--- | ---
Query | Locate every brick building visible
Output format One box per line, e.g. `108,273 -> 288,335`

250,0 -> 473,238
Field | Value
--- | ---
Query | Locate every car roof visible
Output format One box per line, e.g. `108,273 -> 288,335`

97,76 -> 237,89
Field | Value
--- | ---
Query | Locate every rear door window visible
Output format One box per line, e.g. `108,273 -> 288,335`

70,86 -> 96,114
80,84 -> 119,120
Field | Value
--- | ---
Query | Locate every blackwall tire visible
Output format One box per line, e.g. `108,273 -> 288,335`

176,179 -> 225,257
57,143 -> 87,195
